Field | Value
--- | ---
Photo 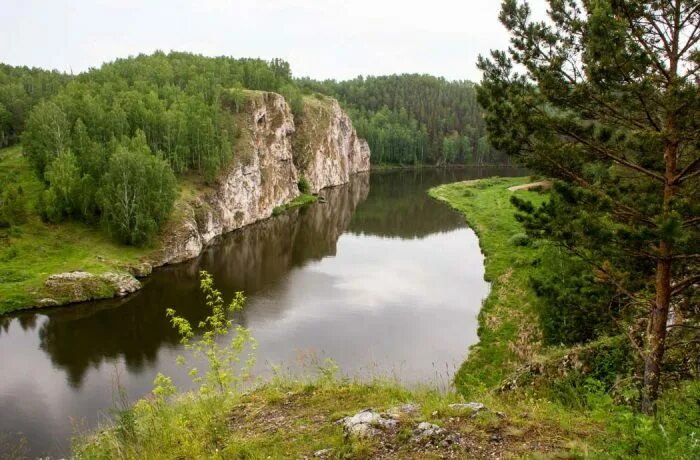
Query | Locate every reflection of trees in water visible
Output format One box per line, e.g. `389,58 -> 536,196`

31,173 -> 370,387
348,167 -> 525,239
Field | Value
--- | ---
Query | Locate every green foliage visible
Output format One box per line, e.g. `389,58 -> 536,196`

0,63 -> 70,148
0,183 -> 26,227
298,74 -> 506,165
297,175 -> 311,194
99,136 -> 176,246
22,101 -> 70,176
530,250 -> 619,345
11,52 -> 306,245
166,271 -> 256,396
272,193 -> 317,216
478,0 -> 700,411
278,83 -> 304,118
588,380 -> 700,459
507,232 -> 530,247
39,149 -> 81,222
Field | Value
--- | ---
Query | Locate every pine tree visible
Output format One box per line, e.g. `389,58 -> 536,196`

478,0 -> 699,413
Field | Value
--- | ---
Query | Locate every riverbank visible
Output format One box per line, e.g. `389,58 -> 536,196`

72,177 -> 600,459
0,146 -> 318,314
71,176 -> 700,459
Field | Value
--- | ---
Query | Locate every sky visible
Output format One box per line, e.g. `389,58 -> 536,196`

1,0 -> 548,82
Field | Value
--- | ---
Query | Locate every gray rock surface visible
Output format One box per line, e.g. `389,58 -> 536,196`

448,402 -> 485,413
42,271 -> 141,305
341,409 -> 398,438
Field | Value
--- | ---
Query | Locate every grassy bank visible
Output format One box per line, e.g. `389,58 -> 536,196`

429,177 -> 547,391
0,146 -> 316,314
69,177 -> 700,458
0,146 -> 147,313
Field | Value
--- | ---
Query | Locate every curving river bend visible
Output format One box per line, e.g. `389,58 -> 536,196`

0,166 -> 523,457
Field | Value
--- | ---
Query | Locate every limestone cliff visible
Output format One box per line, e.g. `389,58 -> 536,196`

151,91 -> 370,266
153,91 -> 300,265
292,95 -> 371,193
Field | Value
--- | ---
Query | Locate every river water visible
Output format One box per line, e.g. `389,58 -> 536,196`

0,166 -> 523,457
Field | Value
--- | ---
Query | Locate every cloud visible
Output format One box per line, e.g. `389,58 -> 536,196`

0,0 -> 549,81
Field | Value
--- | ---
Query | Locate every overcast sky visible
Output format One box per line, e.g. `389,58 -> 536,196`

1,0 -> 548,82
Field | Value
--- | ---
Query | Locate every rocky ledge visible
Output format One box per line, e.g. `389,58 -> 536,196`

40,271 -> 141,307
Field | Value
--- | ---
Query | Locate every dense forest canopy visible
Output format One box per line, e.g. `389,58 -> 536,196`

1,51 -> 506,246
298,74 -> 507,165
3,52 -> 301,245
0,64 -> 71,147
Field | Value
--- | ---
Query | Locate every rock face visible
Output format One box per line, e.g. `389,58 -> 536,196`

155,91 -> 301,265
293,95 -> 371,193
154,91 -> 370,266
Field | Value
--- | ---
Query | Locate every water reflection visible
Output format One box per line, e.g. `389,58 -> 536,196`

30,172 -> 371,389
0,166 -> 524,457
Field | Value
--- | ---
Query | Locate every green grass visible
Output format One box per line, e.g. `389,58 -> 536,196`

272,193 -> 317,216
430,178 -> 700,459
20,173 -> 695,459
74,371 -> 603,460
0,146 -> 149,313
429,177 -> 549,393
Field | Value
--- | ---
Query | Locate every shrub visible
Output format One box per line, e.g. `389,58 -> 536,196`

531,251 -> 618,345
0,184 -> 26,227
297,176 -> 311,194
508,232 -> 530,246
279,84 -> 304,118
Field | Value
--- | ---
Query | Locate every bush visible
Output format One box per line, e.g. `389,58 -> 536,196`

531,251 -> 618,345
508,232 -> 530,246
0,184 -> 26,227
279,84 -> 304,118
297,176 -> 311,194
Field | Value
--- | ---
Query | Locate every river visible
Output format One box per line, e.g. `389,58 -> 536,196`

0,166 -> 523,457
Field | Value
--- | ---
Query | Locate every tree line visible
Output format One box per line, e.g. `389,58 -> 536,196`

1,53 -> 510,246
3,52 -> 299,245
0,64 -> 71,147
298,74 -> 508,165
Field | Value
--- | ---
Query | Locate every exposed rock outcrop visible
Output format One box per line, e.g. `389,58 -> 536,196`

293,95 -> 371,193
154,91 -> 370,266
42,271 -> 141,305
154,91 -> 300,265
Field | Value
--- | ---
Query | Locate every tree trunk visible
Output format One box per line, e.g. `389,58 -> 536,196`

641,249 -> 671,414
641,125 -> 678,414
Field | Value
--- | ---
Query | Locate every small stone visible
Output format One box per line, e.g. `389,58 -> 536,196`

348,423 -> 380,438
412,421 -> 447,444
313,448 -> 333,458
490,432 -> 503,443
448,402 -> 485,413
37,298 -> 59,307
390,403 -> 420,415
